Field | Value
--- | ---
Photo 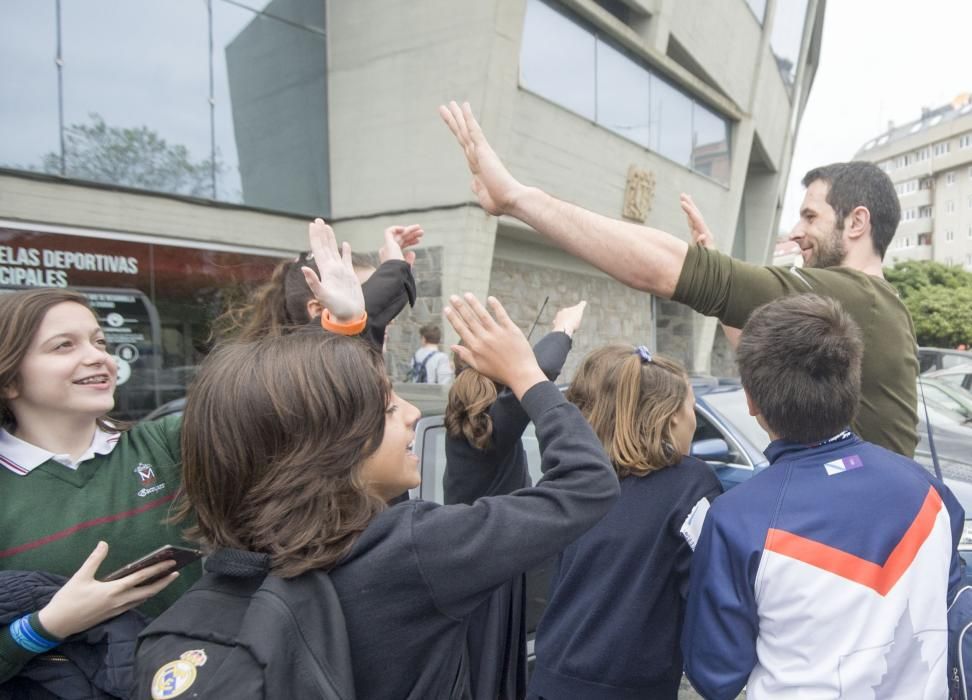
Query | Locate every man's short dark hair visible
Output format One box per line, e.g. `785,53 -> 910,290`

802,162 -> 900,260
737,294 -> 864,444
419,324 -> 441,344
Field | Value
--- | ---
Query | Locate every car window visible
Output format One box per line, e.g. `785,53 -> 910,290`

700,391 -> 772,453
417,423 -> 448,504
943,354 -> 972,370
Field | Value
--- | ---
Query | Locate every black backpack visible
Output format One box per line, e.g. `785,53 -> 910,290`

134,549 -> 355,699
407,351 -> 437,383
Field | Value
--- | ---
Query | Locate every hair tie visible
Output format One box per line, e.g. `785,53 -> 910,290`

634,345 -> 653,363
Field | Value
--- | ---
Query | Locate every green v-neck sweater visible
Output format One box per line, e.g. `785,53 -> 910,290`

0,415 -> 200,681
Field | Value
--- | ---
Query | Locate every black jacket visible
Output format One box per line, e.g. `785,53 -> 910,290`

329,382 -> 618,699
0,571 -> 147,699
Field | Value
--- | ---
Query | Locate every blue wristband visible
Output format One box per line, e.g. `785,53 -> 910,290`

9,615 -> 59,654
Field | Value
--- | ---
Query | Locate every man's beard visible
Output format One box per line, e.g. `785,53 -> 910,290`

807,224 -> 846,269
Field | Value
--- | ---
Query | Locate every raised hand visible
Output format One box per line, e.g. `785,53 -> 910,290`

680,194 -> 716,249
379,224 -> 424,267
444,293 -> 546,398
37,541 -> 178,640
439,101 -> 527,216
552,300 -> 587,337
301,218 -> 366,322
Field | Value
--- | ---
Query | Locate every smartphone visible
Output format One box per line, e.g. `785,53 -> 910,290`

103,544 -> 202,585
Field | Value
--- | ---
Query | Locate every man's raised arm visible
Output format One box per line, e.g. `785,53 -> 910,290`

439,101 -> 688,298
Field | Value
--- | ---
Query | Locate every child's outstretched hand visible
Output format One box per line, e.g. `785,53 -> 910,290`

301,218 -> 366,322
379,224 -> 423,267
552,300 -> 587,338
445,293 -> 546,398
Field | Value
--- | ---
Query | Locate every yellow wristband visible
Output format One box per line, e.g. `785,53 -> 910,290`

320,310 -> 367,336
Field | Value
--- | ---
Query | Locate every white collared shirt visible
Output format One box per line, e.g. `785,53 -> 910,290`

0,425 -> 121,475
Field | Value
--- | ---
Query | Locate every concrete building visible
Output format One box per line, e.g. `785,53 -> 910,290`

0,0 -> 825,415
855,93 -> 972,271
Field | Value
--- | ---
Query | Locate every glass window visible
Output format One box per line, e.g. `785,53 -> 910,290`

595,39 -> 651,148
770,0 -> 809,90
650,75 -> 693,167
0,1 -> 61,174
0,223 -> 282,419
520,0 -> 596,120
745,0 -> 767,23
692,102 -> 730,183
518,0 -> 731,184
0,0 -> 329,216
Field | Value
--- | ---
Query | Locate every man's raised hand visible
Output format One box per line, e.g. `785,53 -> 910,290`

680,194 -> 716,249
439,101 -> 527,217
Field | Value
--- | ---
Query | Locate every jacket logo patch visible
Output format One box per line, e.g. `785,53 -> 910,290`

135,463 -> 157,485
135,463 -> 166,497
151,649 -> 207,699
824,454 -> 863,475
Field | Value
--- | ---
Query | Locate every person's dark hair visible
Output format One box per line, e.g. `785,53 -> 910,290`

175,332 -> 389,578
801,162 -> 900,260
737,294 -> 863,444
212,255 -> 316,342
419,324 -> 441,345
0,288 -> 123,433
566,345 -> 689,478
444,351 -> 497,451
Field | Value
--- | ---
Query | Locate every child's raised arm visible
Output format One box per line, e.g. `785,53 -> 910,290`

444,294 -> 547,399
301,218 -> 366,324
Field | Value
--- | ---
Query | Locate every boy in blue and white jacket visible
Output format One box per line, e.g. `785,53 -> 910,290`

682,294 -> 964,700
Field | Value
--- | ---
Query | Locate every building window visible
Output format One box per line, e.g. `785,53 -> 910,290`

917,147 -> 930,161
918,233 -> 932,246
934,142 -> 951,156
520,0 -> 731,184
960,133 -> 972,149
903,208 -> 916,221
745,0 -> 767,23
968,195 -> 972,210
919,205 -> 933,218
769,0 -> 809,91
946,230 -> 955,242
946,200 -> 956,214
0,1 -> 330,216
946,172 -> 957,186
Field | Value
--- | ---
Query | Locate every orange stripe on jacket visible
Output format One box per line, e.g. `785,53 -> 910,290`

763,486 -> 943,596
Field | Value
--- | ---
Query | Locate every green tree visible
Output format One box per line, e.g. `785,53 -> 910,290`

885,261 -> 972,347
42,113 -> 221,198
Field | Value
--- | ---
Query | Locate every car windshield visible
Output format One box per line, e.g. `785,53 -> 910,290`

699,389 -> 772,453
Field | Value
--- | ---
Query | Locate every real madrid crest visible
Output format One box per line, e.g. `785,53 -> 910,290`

151,649 -> 207,699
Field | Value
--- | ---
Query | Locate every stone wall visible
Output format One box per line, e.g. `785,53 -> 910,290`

484,257 -> 656,382
382,246 -> 445,381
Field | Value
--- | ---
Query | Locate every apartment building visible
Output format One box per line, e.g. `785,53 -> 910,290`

855,93 -> 972,270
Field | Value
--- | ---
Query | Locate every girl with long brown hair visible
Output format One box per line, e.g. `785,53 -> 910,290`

441,300 -> 585,699
527,346 -> 723,700
139,293 -> 619,700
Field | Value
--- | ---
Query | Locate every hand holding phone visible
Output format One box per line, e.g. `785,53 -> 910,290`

38,541 -> 188,640
104,544 -> 202,585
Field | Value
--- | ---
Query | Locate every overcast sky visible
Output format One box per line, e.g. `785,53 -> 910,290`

780,0 -> 972,231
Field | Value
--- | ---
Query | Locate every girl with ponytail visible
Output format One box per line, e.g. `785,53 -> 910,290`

442,300 -> 586,700
528,346 -> 723,700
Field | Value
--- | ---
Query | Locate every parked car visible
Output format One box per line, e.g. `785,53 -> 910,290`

925,362 -> 972,393
920,347 -> 972,376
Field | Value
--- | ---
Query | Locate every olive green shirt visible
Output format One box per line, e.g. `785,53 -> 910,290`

673,245 -> 919,457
